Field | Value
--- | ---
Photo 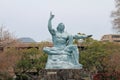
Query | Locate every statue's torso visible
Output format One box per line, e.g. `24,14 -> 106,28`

52,32 -> 69,47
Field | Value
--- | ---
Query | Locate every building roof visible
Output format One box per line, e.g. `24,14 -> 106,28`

18,37 -> 36,43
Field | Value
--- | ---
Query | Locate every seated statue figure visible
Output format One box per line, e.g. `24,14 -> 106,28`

43,13 -> 92,69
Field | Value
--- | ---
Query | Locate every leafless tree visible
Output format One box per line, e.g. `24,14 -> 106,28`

111,0 -> 120,33
0,25 -> 16,50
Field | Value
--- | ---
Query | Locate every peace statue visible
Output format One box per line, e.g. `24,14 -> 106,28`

43,13 -> 92,69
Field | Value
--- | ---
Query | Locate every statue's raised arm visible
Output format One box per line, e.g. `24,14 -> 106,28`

48,12 -> 56,35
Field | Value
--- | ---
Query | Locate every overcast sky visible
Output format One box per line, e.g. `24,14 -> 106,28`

0,0 -> 115,42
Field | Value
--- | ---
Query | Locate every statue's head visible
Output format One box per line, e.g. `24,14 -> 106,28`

57,23 -> 65,33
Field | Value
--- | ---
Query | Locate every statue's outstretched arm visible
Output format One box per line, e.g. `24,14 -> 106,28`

48,12 -> 56,35
73,34 -> 92,39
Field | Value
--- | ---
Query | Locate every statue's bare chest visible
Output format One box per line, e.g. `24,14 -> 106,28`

55,33 -> 68,39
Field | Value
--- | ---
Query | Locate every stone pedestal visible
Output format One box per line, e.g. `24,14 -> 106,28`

39,69 -> 83,80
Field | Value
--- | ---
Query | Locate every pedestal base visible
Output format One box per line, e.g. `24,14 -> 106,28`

39,69 -> 83,80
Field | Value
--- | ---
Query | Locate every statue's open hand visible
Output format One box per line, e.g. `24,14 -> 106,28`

50,12 -> 54,20
87,35 -> 92,38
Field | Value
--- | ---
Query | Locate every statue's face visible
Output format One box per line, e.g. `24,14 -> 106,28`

57,23 -> 65,32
